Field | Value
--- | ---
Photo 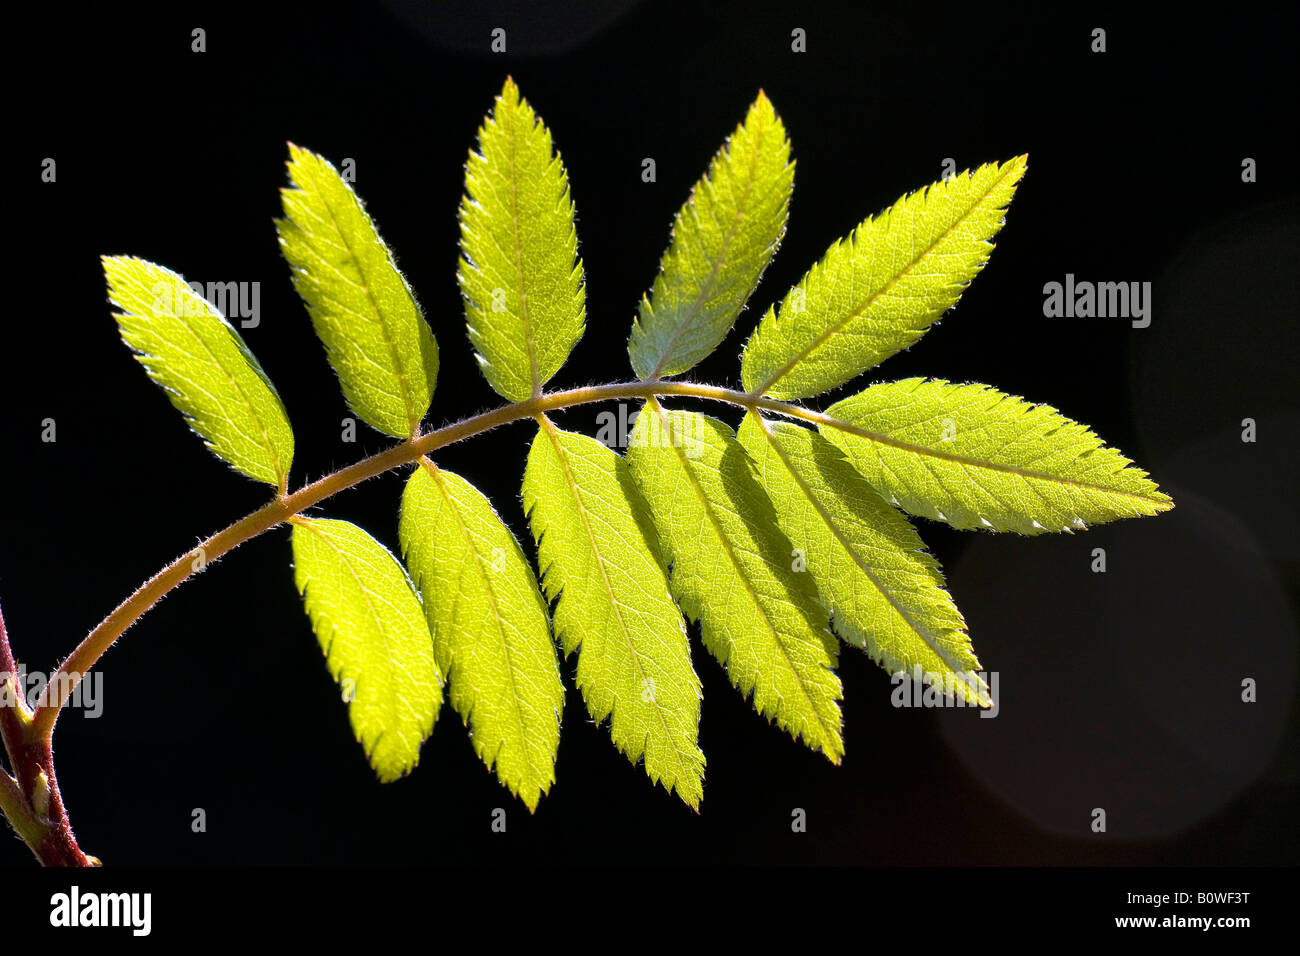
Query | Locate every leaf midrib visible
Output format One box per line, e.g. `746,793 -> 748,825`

500,99 -> 543,397
818,406 -> 1169,505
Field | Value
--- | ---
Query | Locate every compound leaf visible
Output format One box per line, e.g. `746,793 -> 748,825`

290,517 -> 441,783
458,77 -> 585,401
738,413 -> 987,705
629,91 -> 793,380
522,420 -> 704,807
400,459 -> 563,811
626,404 -> 843,761
103,256 -> 294,489
742,156 -> 1027,400
278,143 -> 438,439
822,377 -> 1174,535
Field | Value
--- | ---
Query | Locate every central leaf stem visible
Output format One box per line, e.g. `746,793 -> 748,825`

29,381 -> 825,746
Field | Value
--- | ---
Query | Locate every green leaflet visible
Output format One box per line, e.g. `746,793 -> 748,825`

628,91 -> 793,380
102,256 -> 294,489
458,78 -> 585,401
522,421 -> 705,807
626,404 -> 843,761
290,517 -> 442,783
277,143 -> 438,439
738,413 -> 987,705
741,156 -> 1028,400
822,377 -> 1174,535
400,460 -> 563,811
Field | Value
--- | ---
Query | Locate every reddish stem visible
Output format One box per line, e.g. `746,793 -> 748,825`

0,603 -> 91,865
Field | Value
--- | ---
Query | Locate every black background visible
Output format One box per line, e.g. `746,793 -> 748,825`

1,0 -> 1296,882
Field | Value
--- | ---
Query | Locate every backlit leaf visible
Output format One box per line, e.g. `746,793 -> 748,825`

629,91 -> 792,380
742,156 -> 1027,399
738,413 -> 986,705
626,404 -> 843,761
822,377 -> 1174,535
400,459 -> 563,811
291,517 -> 441,783
103,256 -> 294,489
458,78 -> 585,401
523,420 -> 704,807
278,143 -> 439,439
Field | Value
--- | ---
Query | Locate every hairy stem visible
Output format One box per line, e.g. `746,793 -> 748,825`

28,380 -> 822,746
1,379 -> 841,863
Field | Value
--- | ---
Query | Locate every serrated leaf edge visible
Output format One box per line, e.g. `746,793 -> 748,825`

750,156 -> 1027,397
531,418 -> 704,806
746,411 -> 990,705
641,401 -> 844,760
